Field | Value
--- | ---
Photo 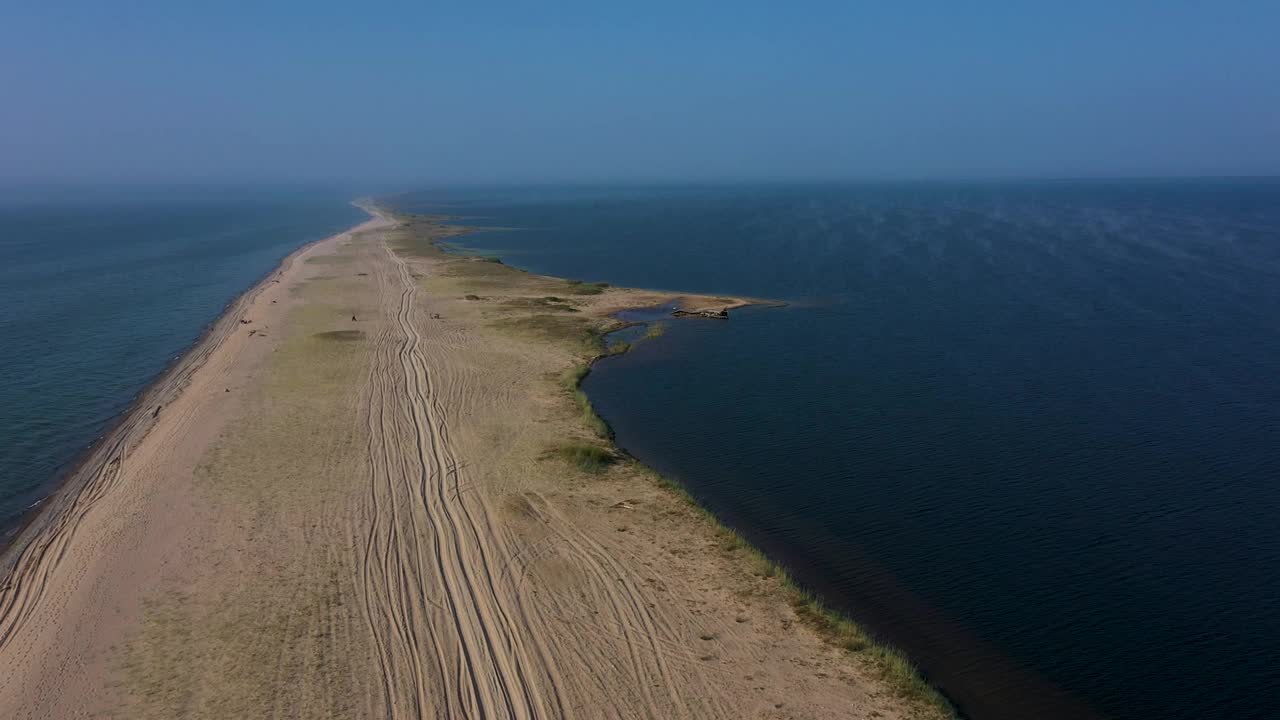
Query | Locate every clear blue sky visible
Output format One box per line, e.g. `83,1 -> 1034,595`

3,1 -> 1278,184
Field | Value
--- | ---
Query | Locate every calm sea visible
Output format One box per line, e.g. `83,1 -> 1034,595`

0,186 -> 364,535
392,181 -> 1280,720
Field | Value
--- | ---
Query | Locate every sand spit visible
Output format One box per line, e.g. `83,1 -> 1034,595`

0,207 -> 946,719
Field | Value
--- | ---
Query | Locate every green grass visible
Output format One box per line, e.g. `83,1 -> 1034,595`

492,315 -> 604,354
546,443 -> 615,473
644,322 -> 667,340
564,280 -> 610,295
388,224 -> 450,258
444,258 -> 516,281
560,365 -> 610,438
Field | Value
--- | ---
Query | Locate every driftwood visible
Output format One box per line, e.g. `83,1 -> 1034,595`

671,308 -> 728,319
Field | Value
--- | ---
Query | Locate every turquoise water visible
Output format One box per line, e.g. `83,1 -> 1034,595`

0,187 -> 364,536
392,181 -> 1280,720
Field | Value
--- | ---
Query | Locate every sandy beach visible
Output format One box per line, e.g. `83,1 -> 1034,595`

0,207 -> 946,719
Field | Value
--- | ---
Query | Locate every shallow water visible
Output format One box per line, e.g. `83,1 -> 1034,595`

0,187 -> 364,535
394,181 -> 1280,720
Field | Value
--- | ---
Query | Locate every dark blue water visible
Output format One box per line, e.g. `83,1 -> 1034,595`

391,181 -> 1280,720
0,187 -> 364,535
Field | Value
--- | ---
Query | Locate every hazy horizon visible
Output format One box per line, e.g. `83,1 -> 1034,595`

5,2 -> 1279,184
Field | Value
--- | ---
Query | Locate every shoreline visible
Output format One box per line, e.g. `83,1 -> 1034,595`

0,209 -> 395,715
423,212 -> 1110,720
1,202 -> 950,719
0,204 -> 380,562
393,207 -> 955,717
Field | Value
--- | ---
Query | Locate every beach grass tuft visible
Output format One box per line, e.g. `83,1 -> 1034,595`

546,443 -> 615,473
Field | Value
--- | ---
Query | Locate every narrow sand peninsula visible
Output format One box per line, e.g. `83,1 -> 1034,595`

0,207 -> 948,719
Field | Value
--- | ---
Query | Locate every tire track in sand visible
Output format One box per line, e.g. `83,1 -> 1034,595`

357,233 -> 563,719
358,227 -> 726,718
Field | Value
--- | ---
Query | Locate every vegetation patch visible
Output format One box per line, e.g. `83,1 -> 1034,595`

501,297 -> 579,312
560,365 -> 610,437
388,228 -> 439,257
564,280 -> 610,296
545,443 -> 616,473
312,330 -> 365,341
387,218 -> 472,258
441,258 -> 519,285
491,314 -> 604,354
450,259 -> 509,276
